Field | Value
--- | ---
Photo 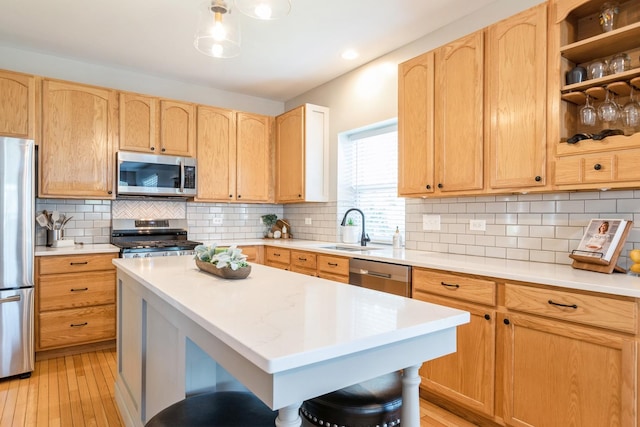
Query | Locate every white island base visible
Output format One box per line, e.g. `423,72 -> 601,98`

113,256 -> 469,427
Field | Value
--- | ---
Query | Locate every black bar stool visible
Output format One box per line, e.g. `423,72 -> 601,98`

300,371 -> 402,427
145,391 -> 277,427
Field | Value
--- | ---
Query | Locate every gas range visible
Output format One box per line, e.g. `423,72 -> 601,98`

111,219 -> 202,259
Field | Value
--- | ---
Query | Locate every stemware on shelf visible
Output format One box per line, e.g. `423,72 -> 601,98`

599,2 -> 619,32
580,95 -> 597,126
622,86 -> 640,128
598,89 -> 620,123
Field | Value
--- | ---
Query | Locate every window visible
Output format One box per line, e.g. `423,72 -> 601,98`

338,120 -> 404,244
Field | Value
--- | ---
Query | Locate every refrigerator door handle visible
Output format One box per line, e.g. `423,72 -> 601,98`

0,294 -> 21,304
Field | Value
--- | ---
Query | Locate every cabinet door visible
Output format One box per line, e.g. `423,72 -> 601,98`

500,313 -> 637,427
40,80 -> 116,198
487,3 -> 547,190
416,294 -> 496,416
398,51 -> 435,196
159,100 -> 195,156
0,70 -> 36,139
119,92 -> 158,153
236,112 -> 270,202
275,105 -> 304,202
196,106 -> 236,201
435,31 -> 484,192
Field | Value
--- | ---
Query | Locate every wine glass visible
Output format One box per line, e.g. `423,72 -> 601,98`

622,86 -> 640,128
598,90 -> 620,123
580,95 -> 597,126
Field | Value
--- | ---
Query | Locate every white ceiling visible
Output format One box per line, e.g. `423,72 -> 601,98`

0,0 -> 498,102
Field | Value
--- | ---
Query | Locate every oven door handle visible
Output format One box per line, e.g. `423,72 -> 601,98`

179,160 -> 185,193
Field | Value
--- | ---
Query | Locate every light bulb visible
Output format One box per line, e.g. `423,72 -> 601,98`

212,12 -> 226,41
254,3 -> 272,19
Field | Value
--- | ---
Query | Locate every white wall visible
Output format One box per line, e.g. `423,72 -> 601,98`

0,46 -> 283,116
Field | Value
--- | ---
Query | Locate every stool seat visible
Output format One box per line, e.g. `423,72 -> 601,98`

145,391 -> 277,427
300,371 -> 402,427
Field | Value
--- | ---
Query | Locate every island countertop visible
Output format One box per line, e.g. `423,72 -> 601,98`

112,255 -> 469,374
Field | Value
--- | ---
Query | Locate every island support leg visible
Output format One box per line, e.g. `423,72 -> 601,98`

276,402 -> 302,427
401,364 -> 422,427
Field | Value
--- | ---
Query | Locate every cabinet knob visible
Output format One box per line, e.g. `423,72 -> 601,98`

229,194 -> 233,198
150,147 -> 155,151
426,184 -> 431,190
535,176 -> 541,182
437,183 -> 443,189
484,314 -> 491,321
298,194 -> 302,198
238,195 -> 242,198
594,163 -> 602,170
503,318 -> 510,325
108,191 -> 113,195
161,148 -> 166,152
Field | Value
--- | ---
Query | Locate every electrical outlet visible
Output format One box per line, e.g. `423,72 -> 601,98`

469,219 -> 486,231
212,217 -> 223,226
305,217 -> 312,225
422,215 -> 440,231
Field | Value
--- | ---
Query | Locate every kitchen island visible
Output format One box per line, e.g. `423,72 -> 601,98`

113,255 -> 469,427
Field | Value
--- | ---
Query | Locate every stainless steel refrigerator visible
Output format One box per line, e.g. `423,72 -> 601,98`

0,137 -> 34,379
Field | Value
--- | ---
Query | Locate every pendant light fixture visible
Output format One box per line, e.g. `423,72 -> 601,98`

194,0 -> 241,59
234,0 -> 291,20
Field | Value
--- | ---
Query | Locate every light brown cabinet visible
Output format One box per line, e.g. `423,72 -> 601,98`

265,246 -> 290,270
0,70 -> 37,139
120,92 -> 195,157
36,253 -> 117,352
398,31 -> 484,197
486,3 -> 549,191
197,110 -> 271,202
40,79 -> 117,199
500,283 -> 637,427
413,269 -> 497,417
552,0 -> 640,191
264,247 -> 349,283
275,104 -> 329,203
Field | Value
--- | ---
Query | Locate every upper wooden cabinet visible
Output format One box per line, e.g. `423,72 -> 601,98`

197,108 -> 271,202
398,51 -> 435,196
0,70 -> 37,140
552,0 -> 640,191
120,92 -> 195,157
486,3 -> 548,191
398,31 -> 484,197
40,79 -> 117,199
275,104 -> 330,203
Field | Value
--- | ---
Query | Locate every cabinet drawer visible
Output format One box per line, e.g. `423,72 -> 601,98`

290,265 -> 316,277
39,304 -> 116,349
38,253 -> 117,275
39,271 -> 115,311
318,271 -> 349,284
413,268 -> 496,306
504,283 -> 637,334
239,245 -> 260,263
291,251 -> 317,269
555,154 -> 614,185
266,247 -> 290,264
317,255 -> 349,276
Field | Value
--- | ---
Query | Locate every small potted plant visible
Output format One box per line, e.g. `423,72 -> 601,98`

342,217 -> 360,244
261,214 -> 278,238
194,244 -> 251,279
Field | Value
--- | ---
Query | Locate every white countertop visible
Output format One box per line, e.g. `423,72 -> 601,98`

113,255 -> 469,373
206,238 -> 640,299
35,243 -> 120,256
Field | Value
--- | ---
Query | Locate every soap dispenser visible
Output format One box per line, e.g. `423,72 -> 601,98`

393,226 -> 402,249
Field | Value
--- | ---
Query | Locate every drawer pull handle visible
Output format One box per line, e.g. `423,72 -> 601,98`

273,253 -> 280,257
70,287 -> 89,292
328,262 -> 338,267
548,299 -> 578,309
298,257 -> 307,261
70,261 -> 89,265
70,322 -> 88,327
440,282 -> 460,289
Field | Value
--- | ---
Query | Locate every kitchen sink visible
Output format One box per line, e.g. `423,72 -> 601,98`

319,245 -> 383,252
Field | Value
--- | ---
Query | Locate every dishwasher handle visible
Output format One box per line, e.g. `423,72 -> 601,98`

361,269 -> 392,279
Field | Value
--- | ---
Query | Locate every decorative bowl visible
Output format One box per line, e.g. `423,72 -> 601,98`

196,259 -> 251,279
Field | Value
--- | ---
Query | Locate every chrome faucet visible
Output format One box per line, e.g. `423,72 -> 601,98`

340,208 -> 370,246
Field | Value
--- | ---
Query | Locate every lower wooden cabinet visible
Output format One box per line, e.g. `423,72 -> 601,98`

265,246 -> 290,270
36,253 -> 117,352
413,267 -> 639,427
264,246 -> 349,283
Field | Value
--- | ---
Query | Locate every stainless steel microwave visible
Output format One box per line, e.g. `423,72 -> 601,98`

117,151 -> 197,197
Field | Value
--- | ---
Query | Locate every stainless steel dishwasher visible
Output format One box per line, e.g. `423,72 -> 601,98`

349,258 -> 411,297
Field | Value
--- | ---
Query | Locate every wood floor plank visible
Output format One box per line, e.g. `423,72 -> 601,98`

46,358 -> 61,427
80,352 -> 110,427
0,377 -> 19,427
64,355 -> 86,427
55,357 -> 73,427
87,352 -> 122,426
12,370 -> 32,426
0,373 -> 12,424
24,363 -> 41,427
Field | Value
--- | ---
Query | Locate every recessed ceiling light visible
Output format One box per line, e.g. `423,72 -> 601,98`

341,49 -> 359,60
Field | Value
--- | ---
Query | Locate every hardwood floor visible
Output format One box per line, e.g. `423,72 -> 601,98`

0,348 -> 123,427
0,347 -> 476,426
